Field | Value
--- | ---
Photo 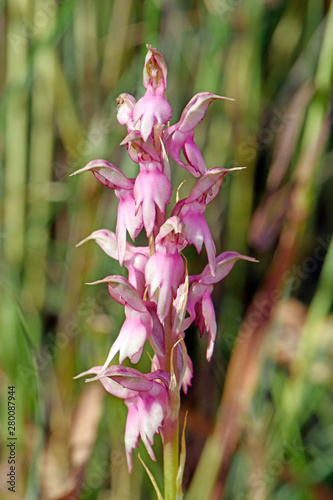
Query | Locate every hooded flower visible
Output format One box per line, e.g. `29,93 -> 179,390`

186,251 -> 258,360
133,86 -> 172,142
74,365 -> 170,473
173,167 -> 242,275
116,93 -> 137,131
145,217 -> 186,321
134,160 -> 172,236
165,92 -> 233,176
87,276 -> 153,367
77,230 -> 149,296
132,46 -> 172,142
71,160 -> 143,265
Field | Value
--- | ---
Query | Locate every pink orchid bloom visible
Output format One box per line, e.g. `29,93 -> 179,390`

104,304 -> 153,365
115,187 -> 143,265
187,282 -> 216,361
145,217 -> 185,321
74,365 -> 169,473
87,276 -> 152,366
133,86 -> 172,142
134,160 -> 172,236
186,252 -> 258,360
120,129 -> 161,165
116,93 -> 137,131
131,46 -> 172,142
173,167 -> 242,275
143,45 -> 168,92
77,230 -> 149,296
71,160 -> 143,265
165,92 -> 234,176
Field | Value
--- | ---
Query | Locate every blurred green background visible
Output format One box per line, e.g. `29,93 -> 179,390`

0,1 -> 333,499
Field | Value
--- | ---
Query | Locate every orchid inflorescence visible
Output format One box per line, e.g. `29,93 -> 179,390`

73,45 -> 255,496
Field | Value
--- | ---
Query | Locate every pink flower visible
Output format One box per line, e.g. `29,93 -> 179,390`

142,45 -> 168,92
120,129 -> 161,165
87,276 -> 152,366
74,365 -> 169,473
104,304 -> 153,365
115,186 -> 143,265
71,160 -> 143,265
187,282 -> 216,361
125,383 -> 166,471
165,92 -> 233,176
145,217 -> 185,321
116,93 -> 136,131
134,161 -> 172,236
133,86 -> 172,142
173,167 -> 241,275
77,230 -> 149,296
186,252 -> 258,360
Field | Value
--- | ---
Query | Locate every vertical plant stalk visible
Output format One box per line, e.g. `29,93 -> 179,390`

163,415 -> 179,500
163,307 -> 180,500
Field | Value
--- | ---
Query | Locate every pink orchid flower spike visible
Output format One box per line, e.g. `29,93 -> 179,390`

73,46 -> 257,494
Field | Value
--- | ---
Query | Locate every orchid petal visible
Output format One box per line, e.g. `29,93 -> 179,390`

177,92 -> 234,134
70,159 -> 134,190
187,167 -> 244,204
87,275 -> 147,312
191,251 -> 258,285
143,45 -> 168,91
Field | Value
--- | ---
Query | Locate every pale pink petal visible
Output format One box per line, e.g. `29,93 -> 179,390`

101,306 -> 153,367
116,93 -> 136,128
116,190 -> 143,265
202,290 -> 217,361
177,92 -> 234,134
70,159 -> 134,190
133,87 -> 172,142
145,250 -> 184,321
168,130 -> 202,177
87,275 -> 147,312
181,205 -> 216,275
143,45 -> 168,91
125,400 -> 140,472
191,251 -> 258,285
134,164 -> 172,236
183,135 -> 207,175
181,355 -> 193,394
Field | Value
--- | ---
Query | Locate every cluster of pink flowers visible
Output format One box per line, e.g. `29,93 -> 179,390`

74,46 -> 255,472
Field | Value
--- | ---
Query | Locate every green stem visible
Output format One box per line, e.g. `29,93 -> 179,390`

163,306 -> 180,500
163,416 -> 179,500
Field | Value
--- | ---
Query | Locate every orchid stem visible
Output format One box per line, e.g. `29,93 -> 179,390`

163,305 -> 180,500
163,415 -> 179,500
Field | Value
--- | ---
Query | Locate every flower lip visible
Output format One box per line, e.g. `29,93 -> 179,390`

132,86 -> 173,142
